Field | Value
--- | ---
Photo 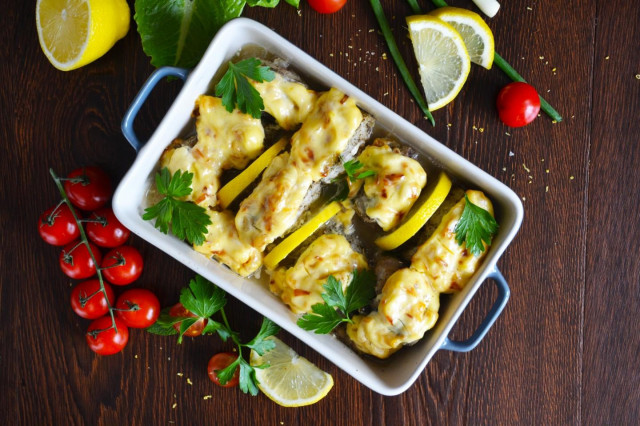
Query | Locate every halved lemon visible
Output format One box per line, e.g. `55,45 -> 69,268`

406,15 -> 471,111
36,0 -> 130,71
375,172 -> 452,251
263,201 -> 341,271
251,336 -> 333,407
430,7 -> 495,69
218,137 -> 289,209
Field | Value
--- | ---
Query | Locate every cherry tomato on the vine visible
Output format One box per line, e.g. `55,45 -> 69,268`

115,289 -> 160,328
308,0 -> 347,14
101,246 -> 143,285
208,352 -> 240,387
86,207 -> 131,248
86,316 -> 129,355
38,204 -> 79,246
70,279 -> 115,319
64,167 -> 112,211
496,82 -> 541,127
169,302 -> 207,337
59,240 -> 102,279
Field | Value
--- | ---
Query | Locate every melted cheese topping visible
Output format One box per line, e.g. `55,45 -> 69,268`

411,190 -> 494,293
252,73 -> 318,130
289,88 -> 363,181
235,152 -> 313,252
357,140 -> 427,231
161,96 -> 265,208
269,234 -> 368,314
194,210 -> 263,277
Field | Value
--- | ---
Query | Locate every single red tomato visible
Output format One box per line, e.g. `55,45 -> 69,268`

308,0 -> 347,14
169,303 -> 207,337
86,207 -> 131,248
101,246 -> 143,285
64,167 -> 112,211
208,352 -> 240,387
115,289 -> 161,328
59,241 -> 102,279
496,82 -> 541,127
70,279 -> 115,319
86,316 -> 129,355
38,204 -> 79,246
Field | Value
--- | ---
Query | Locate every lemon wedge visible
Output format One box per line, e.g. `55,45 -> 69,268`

263,201 -> 341,271
250,336 -> 333,407
406,15 -> 471,111
375,172 -> 452,251
218,137 -> 289,209
430,7 -> 495,69
36,0 -> 130,71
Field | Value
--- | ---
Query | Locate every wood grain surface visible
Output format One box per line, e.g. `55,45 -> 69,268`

2,0 -> 639,424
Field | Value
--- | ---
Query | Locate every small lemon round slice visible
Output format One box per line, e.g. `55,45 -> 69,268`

36,0 -> 130,71
251,336 -> 333,407
406,15 -> 471,111
263,201 -> 341,271
430,7 -> 495,69
218,137 -> 289,209
375,172 -> 452,251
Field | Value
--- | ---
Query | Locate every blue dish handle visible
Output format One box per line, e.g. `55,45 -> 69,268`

121,67 -> 190,152
440,267 -> 510,352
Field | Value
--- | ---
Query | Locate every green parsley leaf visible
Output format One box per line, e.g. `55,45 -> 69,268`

244,318 -> 280,356
179,275 -> 226,318
238,358 -> 260,396
215,58 -> 275,118
343,159 -> 377,182
143,168 -> 211,246
454,194 -> 499,256
145,309 -> 180,336
297,269 -> 376,334
216,356 -> 241,386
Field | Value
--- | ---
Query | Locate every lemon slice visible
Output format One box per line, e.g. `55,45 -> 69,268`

406,15 -> 471,111
218,137 -> 289,209
250,336 -> 333,407
430,7 -> 495,69
36,0 -> 130,71
375,172 -> 452,251
263,201 -> 341,271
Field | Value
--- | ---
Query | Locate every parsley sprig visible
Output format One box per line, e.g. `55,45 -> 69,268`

215,58 -> 275,119
297,269 -> 376,334
147,275 -> 280,395
142,167 -> 211,246
343,159 -> 377,182
454,194 -> 499,256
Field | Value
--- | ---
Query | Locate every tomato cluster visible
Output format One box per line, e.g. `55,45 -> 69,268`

39,167 -> 160,355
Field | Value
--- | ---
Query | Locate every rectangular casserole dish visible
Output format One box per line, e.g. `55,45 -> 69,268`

113,17 -> 523,396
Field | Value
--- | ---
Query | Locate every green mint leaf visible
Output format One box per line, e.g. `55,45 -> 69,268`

145,309 -> 180,336
344,269 -> 377,314
454,194 -> 499,256
297,303 -> 345,334
215,357 -> 241,386
321,276 -> 348,311
245,319 -> 280,356
215,58 -> 275,118
238,358 -> 260,395
134,0 -> 246,68
179,275 -> 226,318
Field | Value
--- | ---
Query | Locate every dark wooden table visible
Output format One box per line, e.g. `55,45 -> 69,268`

2,0 -> 639,424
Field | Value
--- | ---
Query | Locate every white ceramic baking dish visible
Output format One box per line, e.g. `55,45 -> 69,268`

114,18 -> 523,396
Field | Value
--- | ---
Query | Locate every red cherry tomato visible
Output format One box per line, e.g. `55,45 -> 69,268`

115,289 -> 161,328
70,279 -> 115,319
308,0 -> 347,14
208,352 -> 240,387
169,303 -> 207,337
496,82 -> 541,127
86,207 -> 131,248
64,167 -> 112,211
86,316 -> 129,355
101,246 -> 143,285
59,241 -> 102,279
38,204 -> 79,246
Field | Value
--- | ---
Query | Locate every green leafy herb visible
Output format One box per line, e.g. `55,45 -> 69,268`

343,159 -> 377,182
142,168 -> 211,246
215,58 -> 275,118
146,275 -> 280,395
297,269 -> 376,334
454,194 -> 499,256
